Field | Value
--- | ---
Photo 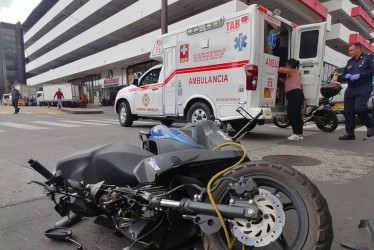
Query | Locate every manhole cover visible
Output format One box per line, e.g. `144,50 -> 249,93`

262,155 -> 321,166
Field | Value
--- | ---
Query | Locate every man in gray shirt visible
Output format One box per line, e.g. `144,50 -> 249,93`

11,85 -> 22,114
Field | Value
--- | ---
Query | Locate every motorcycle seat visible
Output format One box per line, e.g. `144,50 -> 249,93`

57,142 -> 154,187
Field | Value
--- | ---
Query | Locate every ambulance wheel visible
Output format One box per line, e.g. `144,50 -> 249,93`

118,102 -> 133,127
160,119 -> 174,126
230,119 -> 256,132
187,102 -> 212,123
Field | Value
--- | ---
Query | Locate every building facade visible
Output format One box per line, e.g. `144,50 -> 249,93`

0,22 -> 26,97
22,0 -> 374,105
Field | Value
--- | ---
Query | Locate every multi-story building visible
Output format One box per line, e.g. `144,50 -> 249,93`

22,0 -> 374,105
0,22 -> 26,97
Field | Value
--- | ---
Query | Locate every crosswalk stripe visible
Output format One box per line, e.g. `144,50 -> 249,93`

84,120 -> 118,124
356,126 -> 367,132
269,123 -> 359,131
303,123 -> 317,129
63,120 -> 109,126
31,121 -> 82,127
0,130 -> 5,132
103,119 -> 118,122
134,121 -> 158,124
0,122 -> 48,130
336,124 -> 345,130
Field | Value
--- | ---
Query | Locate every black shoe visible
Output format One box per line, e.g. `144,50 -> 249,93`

16,108 -> 20,113
368,126 -> 374,137
339,133 -> 355,140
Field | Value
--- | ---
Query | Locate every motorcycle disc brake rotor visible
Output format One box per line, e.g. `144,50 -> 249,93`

232,189 -> 285,247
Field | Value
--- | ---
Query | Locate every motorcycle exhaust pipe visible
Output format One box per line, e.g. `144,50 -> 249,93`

28,159 -> 53,180
154,198 -> 258,219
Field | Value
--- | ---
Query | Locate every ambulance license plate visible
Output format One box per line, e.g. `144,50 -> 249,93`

332,103 -> 344,111
264,88 -> 271,98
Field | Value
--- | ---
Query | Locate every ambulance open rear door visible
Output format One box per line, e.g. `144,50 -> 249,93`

292,22 -> 326,106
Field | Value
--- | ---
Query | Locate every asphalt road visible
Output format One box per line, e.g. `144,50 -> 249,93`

0,106 -> 373,250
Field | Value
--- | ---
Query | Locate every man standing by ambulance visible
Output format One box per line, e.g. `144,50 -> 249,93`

339,43 -> 374,140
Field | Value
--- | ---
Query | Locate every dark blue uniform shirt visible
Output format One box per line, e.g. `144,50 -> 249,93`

343,53 -> 374,87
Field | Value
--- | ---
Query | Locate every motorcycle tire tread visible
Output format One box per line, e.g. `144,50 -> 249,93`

315,109 -> 339,133
203,160 -> 333,250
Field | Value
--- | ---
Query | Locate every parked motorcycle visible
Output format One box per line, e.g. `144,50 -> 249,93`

28,108 -> 333,249
273,82 -> 342,132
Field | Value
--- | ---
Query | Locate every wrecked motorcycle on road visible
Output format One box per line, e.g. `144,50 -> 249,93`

28,108 -> 333,249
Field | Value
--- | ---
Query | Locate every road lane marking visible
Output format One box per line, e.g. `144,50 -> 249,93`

63,120 -> 109,126
0,130 -> 5,132
30,121 -> 82,127
84,120 -> 118,124
0,122 -> 48,130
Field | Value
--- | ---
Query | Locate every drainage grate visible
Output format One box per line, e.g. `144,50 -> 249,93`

262,155 -> 321,166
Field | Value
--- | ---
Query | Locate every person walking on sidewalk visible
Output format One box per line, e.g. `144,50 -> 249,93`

54,88 -> 64,110
10,85 -> 22,114
339,43 -> 374,140
278,59 -> 305,141
80,94 -> 86,108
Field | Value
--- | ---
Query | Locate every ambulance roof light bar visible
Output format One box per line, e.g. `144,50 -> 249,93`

257,4 -> 297,28
187,17 -> 225,35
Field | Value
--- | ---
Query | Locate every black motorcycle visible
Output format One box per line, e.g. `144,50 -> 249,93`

28,108 -> 333,250
273,82 -> 341,132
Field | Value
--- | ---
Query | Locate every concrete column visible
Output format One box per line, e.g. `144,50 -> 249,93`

161,0 -> 168,34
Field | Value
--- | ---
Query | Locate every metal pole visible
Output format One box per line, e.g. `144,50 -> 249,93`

161,0 -> 168,34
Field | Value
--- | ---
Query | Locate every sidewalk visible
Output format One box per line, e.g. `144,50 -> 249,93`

0,105 -> 113,115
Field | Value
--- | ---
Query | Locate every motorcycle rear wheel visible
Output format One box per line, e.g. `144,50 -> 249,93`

203,161 -> 333,250
273,116 -> 291,128
314,109 -> 338,132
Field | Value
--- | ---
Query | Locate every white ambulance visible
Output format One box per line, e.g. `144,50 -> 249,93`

114,4 -> 326,131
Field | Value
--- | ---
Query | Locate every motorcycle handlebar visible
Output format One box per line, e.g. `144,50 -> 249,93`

66,179 -> 83,190
28,159 -> 53,180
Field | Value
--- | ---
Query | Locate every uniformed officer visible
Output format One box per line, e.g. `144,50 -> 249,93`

340,43 -> 374,140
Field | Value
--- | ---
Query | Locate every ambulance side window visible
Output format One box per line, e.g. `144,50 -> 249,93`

299,30 -> 319,59
139,69 -> 161,85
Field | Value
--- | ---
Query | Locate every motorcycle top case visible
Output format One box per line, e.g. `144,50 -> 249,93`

320,82 -> 342,98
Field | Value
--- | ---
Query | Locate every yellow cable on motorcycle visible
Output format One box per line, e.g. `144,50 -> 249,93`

208,142 -> 247,249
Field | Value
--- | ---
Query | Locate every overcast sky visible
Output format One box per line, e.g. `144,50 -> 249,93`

0,0 -> 42,24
